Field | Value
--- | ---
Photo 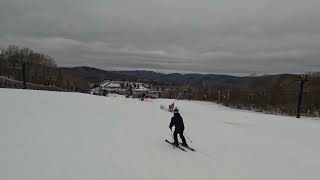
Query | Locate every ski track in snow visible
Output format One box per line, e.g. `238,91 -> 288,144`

0,88 -> 320,180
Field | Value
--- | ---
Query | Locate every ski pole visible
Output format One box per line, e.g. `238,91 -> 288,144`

184,133 -> 193,143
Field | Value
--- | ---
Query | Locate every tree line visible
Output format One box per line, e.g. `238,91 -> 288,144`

0,45 -> 89,92
167,74 -> 320,117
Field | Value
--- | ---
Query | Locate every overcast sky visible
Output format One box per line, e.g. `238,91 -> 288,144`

1,0 -> 320,75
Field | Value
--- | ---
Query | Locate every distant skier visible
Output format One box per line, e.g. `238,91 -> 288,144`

140,92 -> 146,101
169,107 -> 188,147
127,85 -> 133,96
168,102 -> 174,112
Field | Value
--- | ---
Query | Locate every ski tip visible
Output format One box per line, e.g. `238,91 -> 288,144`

179,143 -> 196,152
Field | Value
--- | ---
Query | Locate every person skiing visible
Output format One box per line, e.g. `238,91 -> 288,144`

168,102 -> 174,112
169,107 -> 188,147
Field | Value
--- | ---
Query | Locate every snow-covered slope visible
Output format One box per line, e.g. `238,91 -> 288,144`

0,88 -> 319,180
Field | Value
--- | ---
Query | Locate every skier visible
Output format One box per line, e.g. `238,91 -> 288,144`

140,92 -> 146,101
168,102 -> 174,112
169,107 -> 188,147
127,85 -> 133,96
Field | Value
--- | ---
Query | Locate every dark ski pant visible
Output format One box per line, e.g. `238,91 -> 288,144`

173,130 -> 188,146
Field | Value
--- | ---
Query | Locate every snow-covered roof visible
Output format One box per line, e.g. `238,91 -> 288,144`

100,82 -> 121,88
135,86 -> 149,91
98,81 -> 152,91
100,82 -> 110,87
106,82 -> 121,88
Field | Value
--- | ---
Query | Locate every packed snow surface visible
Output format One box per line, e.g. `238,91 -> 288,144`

1,88 -> 320,180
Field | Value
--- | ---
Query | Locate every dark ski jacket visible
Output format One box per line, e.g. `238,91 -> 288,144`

169,113 -> 185,132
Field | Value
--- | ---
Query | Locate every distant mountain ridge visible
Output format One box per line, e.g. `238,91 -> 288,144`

114,70 -> 243,85
60,66 -> 297,86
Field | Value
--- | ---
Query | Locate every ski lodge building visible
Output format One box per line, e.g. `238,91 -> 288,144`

90,80 -> 161,98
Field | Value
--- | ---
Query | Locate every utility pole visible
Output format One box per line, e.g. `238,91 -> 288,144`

227,90 -> 230,100
22,62 -> 26,89
227,90 -> 230,105
21,50 -> 29,90
296,75 -> 308,118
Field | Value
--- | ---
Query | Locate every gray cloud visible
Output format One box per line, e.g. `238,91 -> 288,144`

1,0 -> 320,75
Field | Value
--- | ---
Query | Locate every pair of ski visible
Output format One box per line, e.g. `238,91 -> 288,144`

165,139 -> 195,152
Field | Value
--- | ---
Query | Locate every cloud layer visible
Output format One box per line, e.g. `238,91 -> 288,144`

1,0 -> 320,74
